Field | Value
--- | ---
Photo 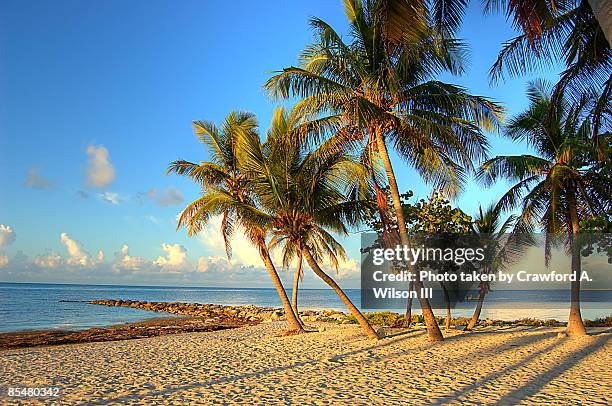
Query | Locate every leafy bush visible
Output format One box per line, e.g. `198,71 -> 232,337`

344,312 -> 406,327
513,318 -> 562,326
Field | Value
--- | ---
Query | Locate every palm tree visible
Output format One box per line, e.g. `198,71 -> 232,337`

167,111 -> 304,333
266,0 -> 502,341
465,203 -> 517,331
477,81 -> 610,336
235,107 -> 380,339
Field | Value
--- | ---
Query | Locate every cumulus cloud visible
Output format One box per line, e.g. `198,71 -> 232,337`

198,216 -> 261,268
197,256 -> 232,273
197,257 -> 210,272
0,225 -> 16,248
85,144 -> 115,188
113,244 -> 144,270
146,187 -> 184,207
30,234 -> 104,269
60,232 -> 92,266
25,167 -> 51,189
100,191 -> 121,205
0,225 -> 16,268
154,243 -> 187,268
202,216 -> 359,280
332,257 -> 360,279
34,252 -> 63,268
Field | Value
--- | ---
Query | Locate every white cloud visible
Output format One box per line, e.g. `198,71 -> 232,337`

197,256 -> 232,273
25,168 -> 51,189
32,235 -> 103,269
60,232 -> 91,266
146,215 -> 160,224
146,187 -> 184,207
0,254 -> 8,268
154,243 -> 187,268
85,144 -> 115,188
197,257 -> 211,272
34,252 -> 63,268
100,191 -> 121,205
0,225 -> 16,248
198,216 -> 261,268
333,257 -> 360,279
114,244 -> 144,270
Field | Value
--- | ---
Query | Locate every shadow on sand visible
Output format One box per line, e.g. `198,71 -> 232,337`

100,325 -> 591,404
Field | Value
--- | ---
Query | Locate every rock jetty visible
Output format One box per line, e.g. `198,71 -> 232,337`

89,300 -> 354,324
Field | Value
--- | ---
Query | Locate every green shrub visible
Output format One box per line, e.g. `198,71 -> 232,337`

513,318 -> 562,327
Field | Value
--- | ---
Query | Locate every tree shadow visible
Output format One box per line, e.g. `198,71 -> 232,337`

590,327 -> 612,336
101,327 -> 564,404
495,334 -> 610,404
327,329 -> 426,361
325,326 -> 543,364
102,329 -> 425,403
431,333 -> 609,405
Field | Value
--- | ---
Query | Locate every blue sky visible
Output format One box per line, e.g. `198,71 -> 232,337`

0,0 -> 562,287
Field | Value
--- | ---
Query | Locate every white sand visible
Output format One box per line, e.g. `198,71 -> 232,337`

1,323 -> 610,404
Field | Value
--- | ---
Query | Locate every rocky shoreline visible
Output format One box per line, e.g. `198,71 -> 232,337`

89,299 -> 612,328
0,316 -> 254,350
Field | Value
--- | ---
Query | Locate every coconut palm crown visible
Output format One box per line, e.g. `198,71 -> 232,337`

266,0 -> 502,196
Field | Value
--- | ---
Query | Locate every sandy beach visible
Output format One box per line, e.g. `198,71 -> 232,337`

2,322 -> 610,404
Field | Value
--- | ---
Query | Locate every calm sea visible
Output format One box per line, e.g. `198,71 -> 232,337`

0,282 -> 610,332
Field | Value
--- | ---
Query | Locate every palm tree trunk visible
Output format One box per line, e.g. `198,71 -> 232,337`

404,280 -> 414,327
291,253 -> 303,324
302,248 -> 379,339
588,0 -> 612,45
257,244 -> 304,332
375,129 -> 444,341
466,288 -> 486,331
567,188 -> 587,336
441,282 -> 452,331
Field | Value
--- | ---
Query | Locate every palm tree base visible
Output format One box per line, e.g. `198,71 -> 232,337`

566,326 -> 588,337
278,328 -> 306,336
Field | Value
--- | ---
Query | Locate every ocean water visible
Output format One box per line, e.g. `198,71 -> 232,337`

0,282 -> 610,333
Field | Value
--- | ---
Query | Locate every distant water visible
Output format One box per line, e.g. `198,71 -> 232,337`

0,282 -> 610,333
